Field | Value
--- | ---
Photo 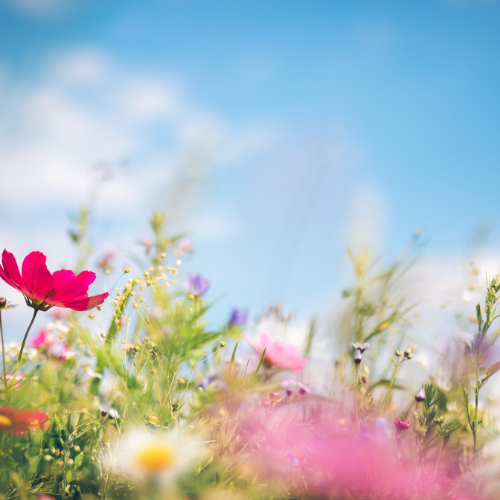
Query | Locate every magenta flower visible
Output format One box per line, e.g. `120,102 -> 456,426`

394,418 -> 411,431
246,332 -> 307,372
0,250 -> 109,312
30,330 -> 53,348
30,330 -> 69,360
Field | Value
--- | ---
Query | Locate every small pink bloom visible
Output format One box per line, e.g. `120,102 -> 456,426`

142,238 -> 152,247
246,332 -> 307,372
30,330 -> 53,348
52,308 -> 66,318
47,341 -> 69,360
0,250 -> 109,312
394,418 -> 411,431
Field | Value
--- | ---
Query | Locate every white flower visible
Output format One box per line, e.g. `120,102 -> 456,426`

105,429 -> 204,486
98,404 -> 120,420
47,320 -> 70,333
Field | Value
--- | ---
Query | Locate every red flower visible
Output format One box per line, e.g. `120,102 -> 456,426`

394,418 -> 411,431
0,250 -> 109,312
0,407 -> 49,434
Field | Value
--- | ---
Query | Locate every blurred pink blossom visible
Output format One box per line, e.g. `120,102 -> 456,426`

239,409 -> 457,499
30,330 -> 53,348
246,332 -> 307,372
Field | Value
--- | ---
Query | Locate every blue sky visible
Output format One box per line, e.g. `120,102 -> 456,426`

1,0 -> 500,340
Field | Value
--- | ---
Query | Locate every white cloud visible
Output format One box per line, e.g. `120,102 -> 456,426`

0,49 -> 275,214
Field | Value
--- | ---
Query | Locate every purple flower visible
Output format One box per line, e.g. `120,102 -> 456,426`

351,342 -> 370,353
229,307 -> 248,327
186,274 -> 210,296
415,388 -> 426,403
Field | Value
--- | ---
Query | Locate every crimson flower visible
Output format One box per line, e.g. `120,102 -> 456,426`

0,406 -> 49,434
394,418 -> 411,431
0,250 -> 108,312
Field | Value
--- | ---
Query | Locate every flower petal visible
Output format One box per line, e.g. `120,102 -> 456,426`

23,263 -> 55,302
58,292 -> 109,311
0,250 -> 28,295
52,270 -> 75,289
21,251 -> 46,277
74,270 -> 96,287
51,281 -> 89,303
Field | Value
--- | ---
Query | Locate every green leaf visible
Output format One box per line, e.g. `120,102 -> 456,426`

230,342 -> 238,365
364,310 -> 398,342
253,348 -> 267,377
68,230 -> 79,244
476,303 -> 483,330
369,379 -> 408,391
29,454 -> 41,474
74,452 -> 84,469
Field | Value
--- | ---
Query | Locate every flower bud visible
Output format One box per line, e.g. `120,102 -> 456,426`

395,349 -> 402,357
73,445 -> 81,453
268,392 -> 281,402
353,349 -> 363,364
394,418 -> 411,431
89,313 -> 95,319
124,268 -> 130,273
146,414 -> 158,423
220,341 -> 226,347
178,378 -> 186,384
415,388 -> 426,403
0,298 -> 6,309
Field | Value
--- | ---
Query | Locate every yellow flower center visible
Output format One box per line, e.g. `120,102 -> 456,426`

0,415 -> 12,428
135,443 -> 175,473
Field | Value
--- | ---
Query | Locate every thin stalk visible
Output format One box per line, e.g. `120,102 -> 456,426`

0,311 -> 6,390
474,361 -> 480,452
10,308 -> 38,393
382,360 -> 400,412
354,366 -> 360,428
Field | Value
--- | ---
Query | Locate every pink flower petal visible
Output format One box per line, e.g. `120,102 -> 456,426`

21,251 -> 46,277
23,263 -> 55,302
0,250 -> 28,294
52,270 -> 75,289
59,292 -> 109,311
74,270 -> 96,287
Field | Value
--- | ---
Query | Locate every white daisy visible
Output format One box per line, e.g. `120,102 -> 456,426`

105,429 -> 204,486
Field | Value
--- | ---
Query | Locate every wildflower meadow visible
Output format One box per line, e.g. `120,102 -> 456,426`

0,211 -> 499,500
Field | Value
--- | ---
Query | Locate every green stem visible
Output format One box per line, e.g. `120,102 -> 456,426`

0,311 -> 6,392
382,360 -> 400,412
354,365 -> 360,428
10,309 -> 38,395
474,361 -> 479,452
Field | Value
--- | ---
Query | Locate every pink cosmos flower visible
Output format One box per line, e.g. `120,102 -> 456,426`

246,332 -> 307,372
30,330 -> 69,360
30,330 -> 53,348
0,250 -> 109,312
